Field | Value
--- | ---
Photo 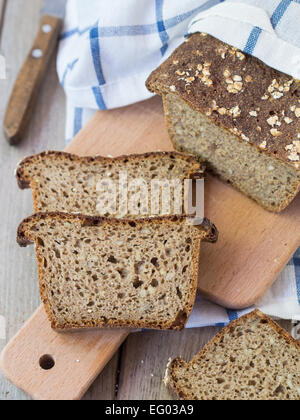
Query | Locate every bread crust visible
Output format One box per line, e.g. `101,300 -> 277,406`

165,310 -> 300,399
17,212 -> 218,331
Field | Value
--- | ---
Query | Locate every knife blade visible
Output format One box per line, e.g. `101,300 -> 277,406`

41,0 -> 67,20
3,0 -> 67,145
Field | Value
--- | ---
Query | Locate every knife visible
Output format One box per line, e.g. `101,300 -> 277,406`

3,0 -> 66,145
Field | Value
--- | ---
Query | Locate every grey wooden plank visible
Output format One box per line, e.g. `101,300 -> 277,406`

82,352 -> 120,401
117,327 -> 222,400
0,0 -> 6,36
0,0 -> 65,400
0,0 -> 5,17
0,0 -> 121,401
277,319 -> 293,333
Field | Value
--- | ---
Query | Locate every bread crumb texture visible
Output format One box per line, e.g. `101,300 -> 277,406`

17,213 -> 216,331
162,94 -> 300,212
165,310 -> 300,400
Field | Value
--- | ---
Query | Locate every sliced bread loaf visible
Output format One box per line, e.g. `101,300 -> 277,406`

165,310 -> 300,400
16,151 -> 204,217
17,212 -> 218,331
146,33 -> 300,212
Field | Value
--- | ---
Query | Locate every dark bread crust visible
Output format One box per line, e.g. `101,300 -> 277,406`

17,212 -> 218,331
16,150 -> 205,190
165,358 -> 190,400
146,33 -> 300,171
165,310 -> 300,400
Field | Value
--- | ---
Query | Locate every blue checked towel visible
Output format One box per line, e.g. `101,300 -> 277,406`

57,0 -> 300,327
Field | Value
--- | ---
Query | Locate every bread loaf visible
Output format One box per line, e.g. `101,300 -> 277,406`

146,33 -> 300,212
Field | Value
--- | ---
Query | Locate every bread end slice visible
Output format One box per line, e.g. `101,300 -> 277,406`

165,310 -> 300,400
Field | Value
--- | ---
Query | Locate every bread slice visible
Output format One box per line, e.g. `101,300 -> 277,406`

165,310 -> 300,400
146,33 -> 300,212
17,212 -> 218,331
16,151 -> 204,217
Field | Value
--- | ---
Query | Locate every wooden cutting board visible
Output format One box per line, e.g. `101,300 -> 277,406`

1,96 -> 300,400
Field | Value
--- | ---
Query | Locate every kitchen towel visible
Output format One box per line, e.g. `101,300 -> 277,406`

57,0 -> 300,326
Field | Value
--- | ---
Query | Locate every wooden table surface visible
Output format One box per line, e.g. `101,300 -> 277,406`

0,0 -> 294,401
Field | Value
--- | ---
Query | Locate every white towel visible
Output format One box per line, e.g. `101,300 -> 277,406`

57,0 -> 300,327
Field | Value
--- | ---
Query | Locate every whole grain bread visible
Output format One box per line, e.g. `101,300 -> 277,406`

16,151 -> 204,217
146,33 -> 300,212
17,212 -> 218,331
165,310 -> 300,400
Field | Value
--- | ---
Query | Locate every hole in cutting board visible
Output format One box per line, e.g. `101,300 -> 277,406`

39,354 -> 55,371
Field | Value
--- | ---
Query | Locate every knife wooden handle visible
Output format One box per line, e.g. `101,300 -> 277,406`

3,15 -> 63,145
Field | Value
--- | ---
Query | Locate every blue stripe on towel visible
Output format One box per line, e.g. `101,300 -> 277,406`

244,0 -> 293,54
227,310 -> 239,322
73,108 -> 83,137
90,26 -> 106,86
244,27 -> 262,54
294,254 -> 300,304
60,1 -> 223,40
61,58 -> 79,87
92,86 -> 107,110
60,25 -> 93,40
271,0 -> 293,28
156,0 -> 169,56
